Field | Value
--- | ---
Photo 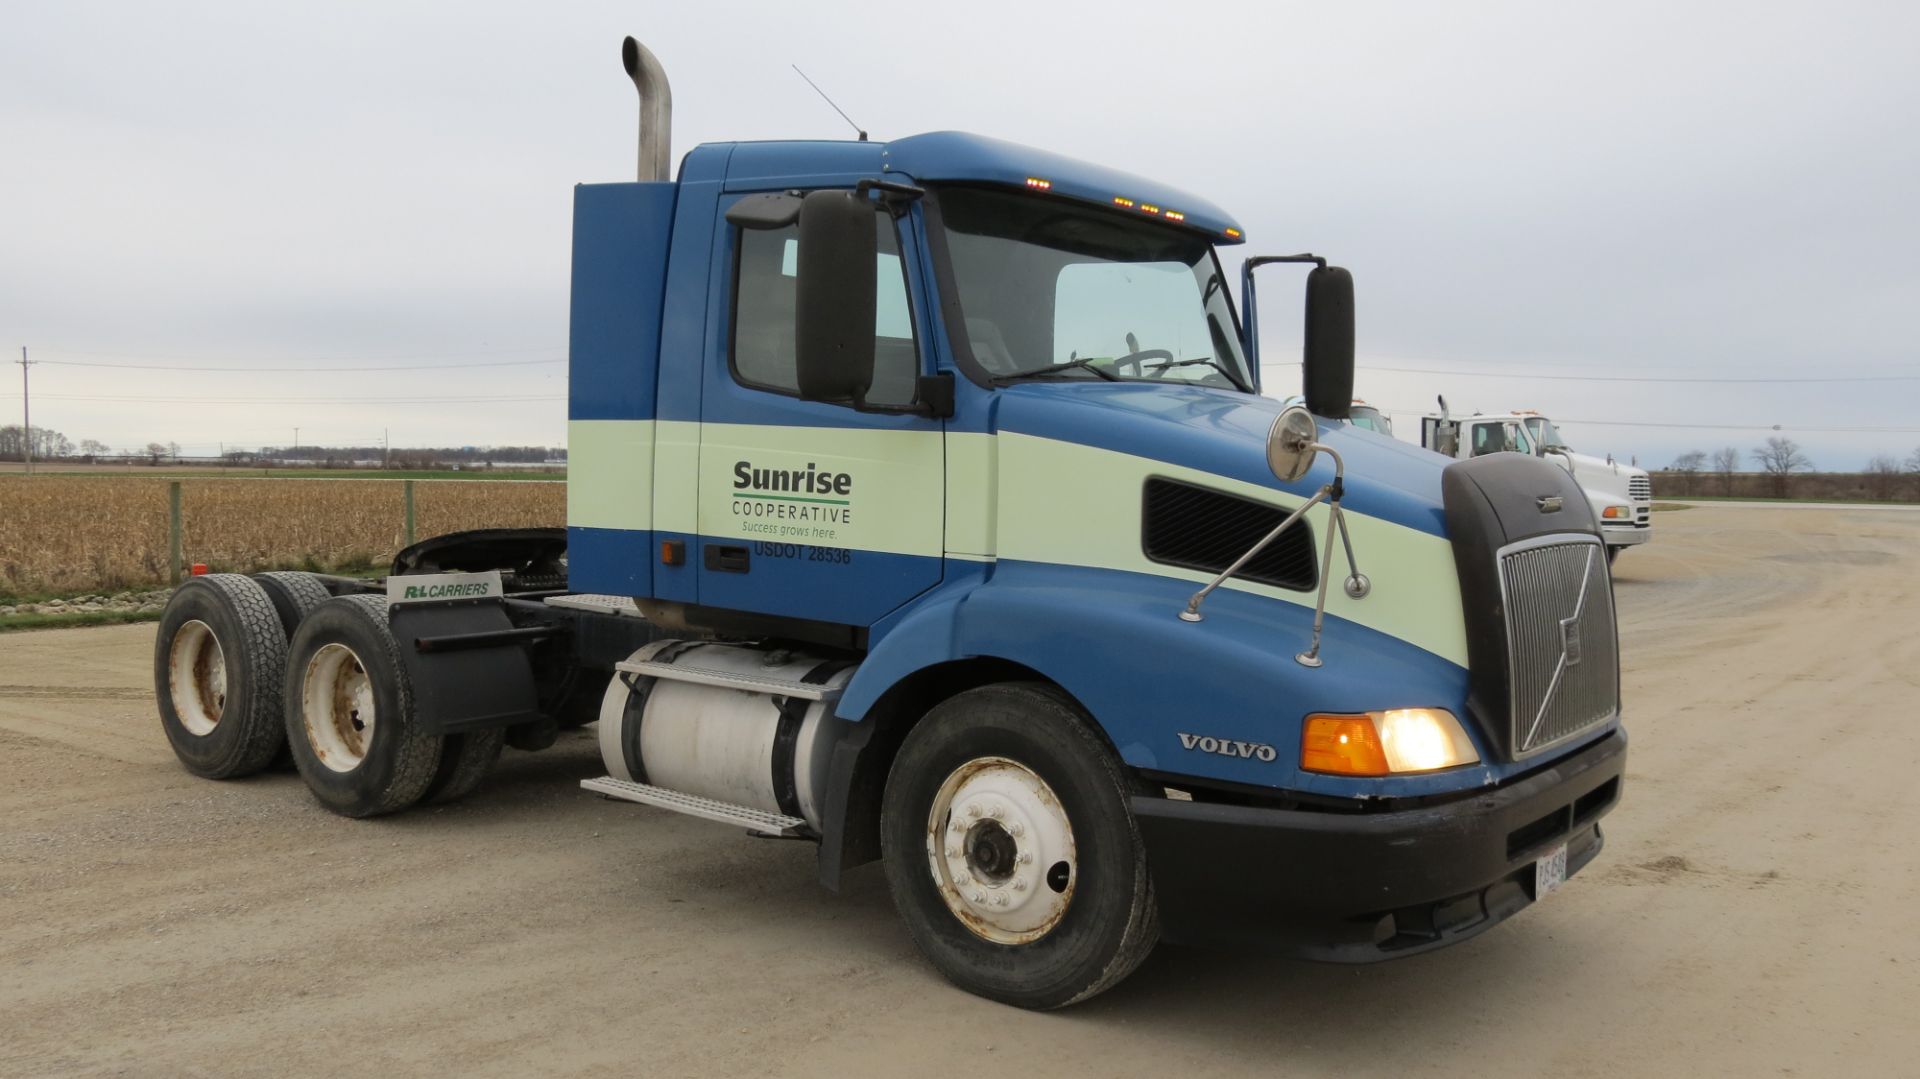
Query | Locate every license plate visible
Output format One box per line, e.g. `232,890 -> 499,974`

1535,842 -> 1568,898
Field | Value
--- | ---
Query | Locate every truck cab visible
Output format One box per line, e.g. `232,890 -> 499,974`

563,115 -> 1625,1000
1420,408 -> 1652,562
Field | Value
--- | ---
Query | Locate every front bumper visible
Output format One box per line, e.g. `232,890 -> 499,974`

1132,728 -> 1626,961
1601,522 -> 1652,547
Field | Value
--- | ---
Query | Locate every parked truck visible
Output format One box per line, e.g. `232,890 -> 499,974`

1419,402 -> 1652,563
150,37 -> 1626,1009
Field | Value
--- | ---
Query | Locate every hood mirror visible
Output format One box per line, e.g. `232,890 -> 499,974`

1182,404 -> 1371,668
1267,406 -> 1320,483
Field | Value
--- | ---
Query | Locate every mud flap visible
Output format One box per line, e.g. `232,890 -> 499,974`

388,573 -> 540,735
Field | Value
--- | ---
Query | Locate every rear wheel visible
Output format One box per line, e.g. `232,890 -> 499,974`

153,574 -> 289,779
424,728 -> 506,804
284,595 -> 443,818
253,571 -> 334,771
880,683 -> 1158,1009
253,571 -> 333,637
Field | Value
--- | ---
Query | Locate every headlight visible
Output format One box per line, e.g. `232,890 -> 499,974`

1600,505 -> 1630,520
1301,709 -> 1481,776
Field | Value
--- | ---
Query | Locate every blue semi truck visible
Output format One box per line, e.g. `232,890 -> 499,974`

152,37 -> 1625,1009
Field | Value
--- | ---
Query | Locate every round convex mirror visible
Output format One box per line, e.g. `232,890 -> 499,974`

1267,406 -> 1319,482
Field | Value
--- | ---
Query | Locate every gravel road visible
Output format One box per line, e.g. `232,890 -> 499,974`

3,503 -> 1916,1077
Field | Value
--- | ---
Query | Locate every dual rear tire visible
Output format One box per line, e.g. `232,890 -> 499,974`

155,579 -> 501,815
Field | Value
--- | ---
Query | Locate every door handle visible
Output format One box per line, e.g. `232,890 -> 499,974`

703,544 -> 750,573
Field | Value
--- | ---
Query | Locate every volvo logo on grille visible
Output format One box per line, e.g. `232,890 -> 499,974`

1537,495 -> 1564,513
1560,614 -> 1583,666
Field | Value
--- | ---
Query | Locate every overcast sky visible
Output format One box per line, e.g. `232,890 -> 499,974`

2,1 -> 1915,468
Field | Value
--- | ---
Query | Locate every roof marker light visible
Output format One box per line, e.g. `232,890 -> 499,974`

1113,196 -> 1135,208
1025,177 -> 1052,190
1139,203 -> 1160,215
1224,227 -> 1242,239
1164,210 -> 1186,222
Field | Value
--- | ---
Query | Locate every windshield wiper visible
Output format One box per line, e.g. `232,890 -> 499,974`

1146,356 -> 1252,393
994,356 -> 1120,383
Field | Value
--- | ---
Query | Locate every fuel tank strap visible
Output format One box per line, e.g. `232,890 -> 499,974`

770,660 -> 855,820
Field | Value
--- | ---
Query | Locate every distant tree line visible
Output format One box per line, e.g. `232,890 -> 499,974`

1,425 -> 564,469
1660,437 -> 1920,501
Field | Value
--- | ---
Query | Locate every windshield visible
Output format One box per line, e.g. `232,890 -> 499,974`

1348,405 -> 1392,436
930,187 -> 1251,391
1523,417 -> 1568,451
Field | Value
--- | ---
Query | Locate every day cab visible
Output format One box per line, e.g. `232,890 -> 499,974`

561,106 -> 1626,1003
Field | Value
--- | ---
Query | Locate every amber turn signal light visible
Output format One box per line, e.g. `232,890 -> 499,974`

1301,715 -> 1390,776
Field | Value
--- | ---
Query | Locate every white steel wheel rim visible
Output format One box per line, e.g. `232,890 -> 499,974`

924,755 -> 1077,945
302,643 -> 376,773
167,619 -> 227,736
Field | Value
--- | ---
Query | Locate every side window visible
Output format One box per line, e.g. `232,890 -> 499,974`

730,208 -> 919,407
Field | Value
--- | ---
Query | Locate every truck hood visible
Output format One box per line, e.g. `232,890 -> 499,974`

994,383 -> 1451,537
1562,450 -> 1644,503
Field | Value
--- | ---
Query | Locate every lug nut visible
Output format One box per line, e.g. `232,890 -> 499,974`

971,891 -> 987,904
992,894 -> 1008,907
1008,823 -> 1024,837
1013,880 -> 1027,892
988,805 -> 1004,819
1016,852 -> 1033,865
967,804 -> 981,818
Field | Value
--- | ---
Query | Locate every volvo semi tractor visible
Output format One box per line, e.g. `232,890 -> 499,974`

1420,403 -> 1652,563
150,37 -> 1626,1009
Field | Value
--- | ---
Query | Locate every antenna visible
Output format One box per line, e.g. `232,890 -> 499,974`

791,65 -> 867,142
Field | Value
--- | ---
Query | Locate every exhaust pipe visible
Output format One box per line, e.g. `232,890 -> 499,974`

622,36 -> 673,182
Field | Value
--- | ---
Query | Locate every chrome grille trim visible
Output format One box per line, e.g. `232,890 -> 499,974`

1499,534 -> 1621,759
1628,475 -> 1652,501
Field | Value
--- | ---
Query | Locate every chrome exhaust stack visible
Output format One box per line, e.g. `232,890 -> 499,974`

621,36 -> 673,182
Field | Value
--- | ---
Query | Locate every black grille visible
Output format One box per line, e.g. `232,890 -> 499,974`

1142,478 -> 1317,591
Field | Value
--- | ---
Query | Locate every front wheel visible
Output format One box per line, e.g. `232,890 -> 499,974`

880,683 -> 1158,1009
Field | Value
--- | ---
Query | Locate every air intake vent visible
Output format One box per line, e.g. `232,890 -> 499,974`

1142,478 -> 1316,591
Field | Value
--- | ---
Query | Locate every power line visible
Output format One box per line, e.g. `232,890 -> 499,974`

1260,361 -> 1920,384
37,357 -> 564,373
34,344 -> 560,362
4,392 -> 563,405
1371,404 -> 1920,435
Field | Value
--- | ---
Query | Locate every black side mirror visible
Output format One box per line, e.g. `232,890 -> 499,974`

1302,265 -> 1354,420
795,189 -> 876,404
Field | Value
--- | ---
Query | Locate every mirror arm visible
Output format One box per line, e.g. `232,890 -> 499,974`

1180,440 -> 1345,624
1238,253 -> 1329,382
855,178 -> 926,216
1178,485 -> 1331,624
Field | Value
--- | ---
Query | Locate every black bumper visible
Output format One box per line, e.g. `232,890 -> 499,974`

1132,728 -> 1626,961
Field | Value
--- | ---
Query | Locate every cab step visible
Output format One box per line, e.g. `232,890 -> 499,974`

543,593 -> 643,617
580,776 -> 809,837
613,658 -> 842,702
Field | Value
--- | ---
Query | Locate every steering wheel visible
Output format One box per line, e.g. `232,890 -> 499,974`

1112,348 -> 1173,378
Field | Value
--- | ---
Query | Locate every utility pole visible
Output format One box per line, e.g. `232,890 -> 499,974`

383,428 -> 390,470
17,346 -> 31,476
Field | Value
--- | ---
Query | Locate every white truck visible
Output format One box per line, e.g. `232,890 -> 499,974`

1419,403 -> 1652,563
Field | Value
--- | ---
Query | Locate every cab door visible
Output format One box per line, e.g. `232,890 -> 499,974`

692,193 -> 945,627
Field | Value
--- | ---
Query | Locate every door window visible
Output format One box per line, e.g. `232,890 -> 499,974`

730,212 -> 919,407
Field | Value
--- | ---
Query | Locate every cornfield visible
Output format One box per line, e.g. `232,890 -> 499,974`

0,476 -> 564,596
